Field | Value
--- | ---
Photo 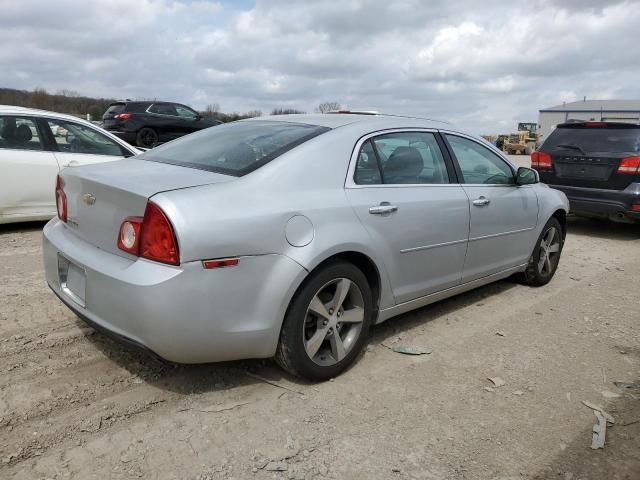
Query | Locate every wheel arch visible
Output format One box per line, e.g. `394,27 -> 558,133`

285,249 -> 388,322
551,208 -> 567,239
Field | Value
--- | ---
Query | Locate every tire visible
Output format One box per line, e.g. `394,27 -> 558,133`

275,261 -> 374,381
518,217 -> 564,286
136,128 -> 158,148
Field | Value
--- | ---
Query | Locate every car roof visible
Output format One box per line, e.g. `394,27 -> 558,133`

243,113 -> 454,131
0,104 -> 97,124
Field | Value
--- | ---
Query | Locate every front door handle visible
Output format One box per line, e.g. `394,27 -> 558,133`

472,196 -> 491,207
369,202 -> 398,215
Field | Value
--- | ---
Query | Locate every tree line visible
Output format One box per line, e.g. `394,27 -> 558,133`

1,87 -> 342,122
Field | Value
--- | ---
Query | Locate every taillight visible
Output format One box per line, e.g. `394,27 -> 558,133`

114,113 -> 131,120
617,156 -> 640,174
55,175 -> 67,223
584,122 -> 607,128
531,151 -> 553,170
117,203 -> 179,265
117,217 -> 143,255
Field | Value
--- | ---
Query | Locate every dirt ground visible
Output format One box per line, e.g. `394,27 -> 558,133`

1,188 -> 639,479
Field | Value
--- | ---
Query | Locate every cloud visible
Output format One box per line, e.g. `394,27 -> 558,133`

0,0 -> 639,133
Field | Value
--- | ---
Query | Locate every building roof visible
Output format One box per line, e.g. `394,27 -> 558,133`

540,99 -> 640,113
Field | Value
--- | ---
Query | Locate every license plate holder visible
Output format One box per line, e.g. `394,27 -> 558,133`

58,255 -> 86,307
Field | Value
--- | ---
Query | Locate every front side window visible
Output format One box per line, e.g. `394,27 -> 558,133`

47,120 -> 126,156
141,120 -> 330,176
0,116 -> 44,151
354,131 -> 449,185
175,105 -> 198,119
445,134 -> 514,184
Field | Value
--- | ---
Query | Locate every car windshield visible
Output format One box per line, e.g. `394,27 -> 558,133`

544,126 -> 640,154
140,120 -> 330,176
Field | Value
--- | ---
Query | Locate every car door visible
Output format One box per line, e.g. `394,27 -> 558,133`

443,133 -> 539,282
345,130 -> 469,304
175,104 -> 202,134
0,115 -> 60,219
44,118 -> 133,168
148,103 -> 180,141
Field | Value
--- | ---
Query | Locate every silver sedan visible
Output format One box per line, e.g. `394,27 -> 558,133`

43,113 -> 569,380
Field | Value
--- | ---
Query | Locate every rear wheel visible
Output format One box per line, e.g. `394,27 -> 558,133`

136,128 -> 158,148
519,217 -> 564,286
275,261 -> 373,381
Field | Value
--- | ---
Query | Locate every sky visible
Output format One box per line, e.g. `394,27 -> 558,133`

1,0 -> 639,134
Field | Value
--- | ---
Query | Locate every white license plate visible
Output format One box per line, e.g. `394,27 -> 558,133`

58,255 -> 86,307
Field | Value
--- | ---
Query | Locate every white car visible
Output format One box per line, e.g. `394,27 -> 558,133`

0,105 -> 140,224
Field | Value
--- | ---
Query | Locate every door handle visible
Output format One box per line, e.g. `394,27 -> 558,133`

369,202 -> 398,215
472,196 -> 490,207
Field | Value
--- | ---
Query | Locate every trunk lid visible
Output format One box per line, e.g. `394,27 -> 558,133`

60,159 -> 233,256
550,151 -> 633,189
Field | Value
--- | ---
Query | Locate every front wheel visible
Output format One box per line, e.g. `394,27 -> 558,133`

275,261 -> 374,381
519,217 -> 564,286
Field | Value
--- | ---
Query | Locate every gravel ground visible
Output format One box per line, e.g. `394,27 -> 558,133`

1,167 -> 639,479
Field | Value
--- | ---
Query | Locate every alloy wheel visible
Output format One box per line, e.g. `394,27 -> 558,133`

303,278 -> 365,366
538,226 -> 561,276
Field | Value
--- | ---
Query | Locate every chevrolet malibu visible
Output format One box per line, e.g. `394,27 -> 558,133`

43,113 -> 569,381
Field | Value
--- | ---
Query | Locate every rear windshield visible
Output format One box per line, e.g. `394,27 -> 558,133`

105,103 -> 125,115
140,120 -> 330,176
543,126 -> 640,154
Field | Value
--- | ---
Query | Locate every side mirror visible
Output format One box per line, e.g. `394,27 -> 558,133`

516,167 -> 539,185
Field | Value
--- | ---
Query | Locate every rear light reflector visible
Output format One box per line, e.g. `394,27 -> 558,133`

632,204 -> 640,212
117,217 -> 143,255
203,258 -> 239,269
55,175 -> 67,223
140,202 -> 179,265
531,151 -> 553,170
117,202 -> 179,265
617,156 -> 640,174
114,113 -> 131,120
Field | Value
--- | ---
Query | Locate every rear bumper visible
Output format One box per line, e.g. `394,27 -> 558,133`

43,219 -> 307,363
549,183 -> 640,221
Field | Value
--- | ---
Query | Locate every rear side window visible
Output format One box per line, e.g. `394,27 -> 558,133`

46,119 -> 127,157
0,116 -> 44,151
543,126 -> 640,153
149,104 -> 177,116
354,132 -> 449,185
141,121 -> 330,176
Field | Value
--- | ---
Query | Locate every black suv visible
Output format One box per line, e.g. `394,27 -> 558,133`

532,121 -> 640,223
102,101 -> 222,148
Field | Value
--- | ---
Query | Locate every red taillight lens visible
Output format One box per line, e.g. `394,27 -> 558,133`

55,175 -> 67,223
139,202 -> 179,265
617,156 -> 640,174
117,217 -> 143,255
531,151 -> 553,170
114,113 -> 131,120
632,204 -> 640,212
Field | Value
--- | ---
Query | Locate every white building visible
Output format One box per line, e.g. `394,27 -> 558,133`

537,99 -> 640,143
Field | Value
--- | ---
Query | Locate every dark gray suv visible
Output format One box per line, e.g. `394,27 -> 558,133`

532,121 -> 640,223
102,101 -> 222,148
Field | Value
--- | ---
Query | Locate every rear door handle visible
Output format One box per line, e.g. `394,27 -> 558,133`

369,202 -> 398,215
472,196 -> 490,207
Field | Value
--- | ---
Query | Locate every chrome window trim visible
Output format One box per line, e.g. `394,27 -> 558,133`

345,128 -> 524,189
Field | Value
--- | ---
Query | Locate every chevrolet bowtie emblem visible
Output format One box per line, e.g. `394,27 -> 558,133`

82,193 -> 96,205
